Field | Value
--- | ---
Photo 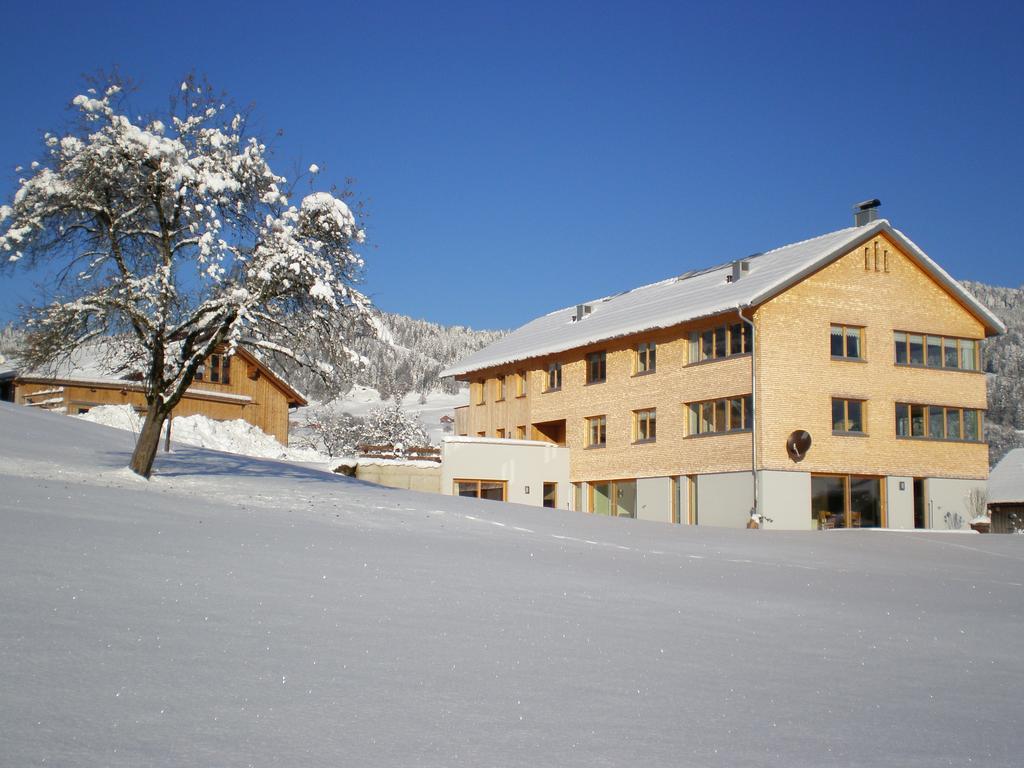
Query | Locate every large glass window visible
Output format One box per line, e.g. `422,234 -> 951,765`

589,480 -> 636,518
586,352 -> 607,384
689,323 -> 750,363
895,403 -> 983,442
894,331 -> 980,371
688,395 -> 753,435
812,475 -> 882,529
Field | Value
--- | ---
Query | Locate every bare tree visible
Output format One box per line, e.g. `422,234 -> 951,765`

0,75 -> 372,477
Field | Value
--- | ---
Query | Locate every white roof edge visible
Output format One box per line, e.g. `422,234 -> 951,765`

441,220 -> 1006,378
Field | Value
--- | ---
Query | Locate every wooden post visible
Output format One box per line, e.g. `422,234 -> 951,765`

164,416 -> 172,452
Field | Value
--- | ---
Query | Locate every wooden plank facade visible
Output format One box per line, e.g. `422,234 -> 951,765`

14,346 -> 305,445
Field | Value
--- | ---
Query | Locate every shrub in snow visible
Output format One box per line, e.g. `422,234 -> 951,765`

0,75 -> 374,478
356,405 -> 428,455
300,407 -> 364,458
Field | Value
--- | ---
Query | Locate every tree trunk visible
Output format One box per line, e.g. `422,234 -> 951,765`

129,406 -> 169,478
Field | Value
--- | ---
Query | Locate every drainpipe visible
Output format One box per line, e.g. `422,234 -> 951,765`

737,306 -> 758,524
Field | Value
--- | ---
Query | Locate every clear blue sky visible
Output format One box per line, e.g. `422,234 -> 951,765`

1,0 -> 1022,330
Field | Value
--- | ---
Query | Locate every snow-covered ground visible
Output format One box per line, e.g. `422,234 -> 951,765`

2,401 -> 1023,767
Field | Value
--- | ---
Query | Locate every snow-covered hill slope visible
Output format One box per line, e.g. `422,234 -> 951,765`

1,402 -> 1023,767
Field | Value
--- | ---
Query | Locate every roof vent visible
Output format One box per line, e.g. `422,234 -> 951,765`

727,259 -> 751,283
854,199 -> 881,226
572,303 -> 592,322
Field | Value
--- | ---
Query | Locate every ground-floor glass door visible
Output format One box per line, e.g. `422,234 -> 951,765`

811,474 -> 884,529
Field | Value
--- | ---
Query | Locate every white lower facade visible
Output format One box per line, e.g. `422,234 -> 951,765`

440,438 -> 985,530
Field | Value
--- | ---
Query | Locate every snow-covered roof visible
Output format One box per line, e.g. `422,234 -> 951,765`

989,448 -> 1024,504
441,219 -> 1006,378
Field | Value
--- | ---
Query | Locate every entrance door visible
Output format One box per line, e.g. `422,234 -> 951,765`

913,478 -> 927,529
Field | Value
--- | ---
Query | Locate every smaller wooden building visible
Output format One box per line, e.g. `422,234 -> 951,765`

988,448 -> 1024,534
11,345 -> 306,445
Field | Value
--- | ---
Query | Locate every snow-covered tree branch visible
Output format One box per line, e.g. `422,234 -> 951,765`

0,75 -> 374,477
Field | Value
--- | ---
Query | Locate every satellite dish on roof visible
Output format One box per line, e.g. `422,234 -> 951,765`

786,430 -> 812,462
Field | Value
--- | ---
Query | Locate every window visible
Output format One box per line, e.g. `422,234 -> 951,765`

586,415 -> 607,447
196,353 -> 231,384
454,479 -> 507,501
473,381 -> 485,405
832,398 -> 865,434
546,362 -> 562,391
495,427 -> 506,439
493,376 -> 506,402
830,324 -> 863,360
894,332 -> 980,371
515,371 -> 527,398
633,408 -> 656,442
687,395 -> 752,435
515,425 -> 526,439
590,480 -> 636,518
542,482 -> 558,509
689,323 -> 749,363
573,482 -> 583,512
586,352 -> 607,384
895,403 -> 983,442
636,342 -> 656,374
812,474 -> 883,529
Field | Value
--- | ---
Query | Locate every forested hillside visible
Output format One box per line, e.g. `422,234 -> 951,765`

272,310 -> 506,401
963,281 -> 1024,466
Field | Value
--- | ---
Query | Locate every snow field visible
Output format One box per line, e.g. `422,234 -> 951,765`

1,402 -> 1023,767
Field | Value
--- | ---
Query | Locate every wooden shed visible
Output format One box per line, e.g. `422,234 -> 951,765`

988,448 -> 1024,534
12,345 -> 306,445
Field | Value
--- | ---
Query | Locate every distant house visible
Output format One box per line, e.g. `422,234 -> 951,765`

988,448 -> 1024,533
441,202 -> 1005,529
439,414 -> 455,433
11,343 -> 306,445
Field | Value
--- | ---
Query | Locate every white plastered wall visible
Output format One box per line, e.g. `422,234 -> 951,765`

696,472 -> 754,528
927,477 -> 988,530
636,476 -> 672,523
758,470 -> 811,530
441,438 -> 570,508
886,476 -> 914,530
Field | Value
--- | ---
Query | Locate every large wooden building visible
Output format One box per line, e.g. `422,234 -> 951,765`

442,203 -> 1005,530
9,344 -> 306,445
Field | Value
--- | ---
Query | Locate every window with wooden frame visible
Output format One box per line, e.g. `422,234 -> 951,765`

515,425 -> 526,439
894,332 -> 980,371
689,323 -> 749,363
635,342 -> 657,374
831,398 -> 866,435
546,362 -> 562,391
196,353 -> 231,384
687,395 -> 752,435
895,403 -> 983,442
633,408 -> 657,443
515,370 -> 527,398
586,415 -> 607,447
589,479 -> 637,518
493,375 -> 506,402
495,427 -> 506,439
454,479 -> 507,501
586,351 -> 607,384
830,324 -> 863,360
473,381 -> 485,405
